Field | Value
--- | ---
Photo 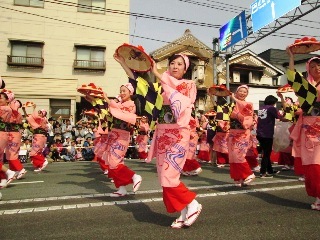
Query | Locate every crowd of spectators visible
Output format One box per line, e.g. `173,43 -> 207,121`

16,112 -> 156,164
19,116 -> 96,163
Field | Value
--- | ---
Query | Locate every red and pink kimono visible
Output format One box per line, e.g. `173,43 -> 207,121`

197,116 -> 209,161
90,97 -> 110,173
228,99 -> 254,183
102,99 -> 137,188
136,120 -> 150,160
0,103 -> 12,180
197,132 -> 211,162
287,68 -> 320,203
291,111 -> 304,177
27,110 -> 48,169
213,103 -> 232,166
6,100 -> 25,172
213,121 -> 230,165
147,71 -> 197,213
182,115 -> 202,175
245,136 -> 259,169
245,116 -> 259,170
93,121 -> 109,173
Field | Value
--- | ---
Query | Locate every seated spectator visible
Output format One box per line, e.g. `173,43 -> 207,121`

75,137 -> 83,146
61,141 -> 76,162
82,137 -> 93,147
84,126 -> 94,140
49,143 -> 61,161
22,125 -> 33,141
53,122 -> 62,142
75,147 -> 83,161
19,138 -> 31,163
61,119 -> 73,141
74,125 -> 85,142
82,139 -> 95,161
75,138 -> 84,161
55,139 -> 64,156
63,137 -> 72,148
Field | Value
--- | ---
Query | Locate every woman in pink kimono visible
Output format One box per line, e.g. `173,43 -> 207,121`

6,99 -> 27,179
286,47 -> 320,211
228,85 -> 255,187
212,103 -> 231,168
83,94 -> 110,175
182,113 -> 202,176
0,91 -> 18,188
197,131 -> 211,163
93,120 -> 109,174
102,83 -> 142,197
22,105 -> 49,172
136,116 -> 150,162
150,54 -> 202,228
245,113 -> 260,172
113,51 -> 202,227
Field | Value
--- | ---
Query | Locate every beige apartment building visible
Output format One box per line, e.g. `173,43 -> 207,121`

0,0 -> 130,121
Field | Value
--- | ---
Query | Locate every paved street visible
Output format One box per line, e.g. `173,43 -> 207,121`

0,160 -> 319,240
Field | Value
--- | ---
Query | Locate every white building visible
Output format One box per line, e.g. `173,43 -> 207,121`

0,0 -> 130,121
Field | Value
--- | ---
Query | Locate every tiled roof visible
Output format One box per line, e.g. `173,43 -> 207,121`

258,49 -> 318,66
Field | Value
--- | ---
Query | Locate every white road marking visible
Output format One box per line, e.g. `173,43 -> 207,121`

10,181 -> 44,185
0,180 -> 305,215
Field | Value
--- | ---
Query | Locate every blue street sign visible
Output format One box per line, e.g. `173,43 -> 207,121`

219,11 -> 248,51
251,0 -> 301,32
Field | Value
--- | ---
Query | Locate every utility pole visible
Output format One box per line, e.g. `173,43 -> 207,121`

212,38 -> 219,86
225,53 -> 232,104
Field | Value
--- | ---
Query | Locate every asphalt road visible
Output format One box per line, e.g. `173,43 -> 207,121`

0,160 -> 319,240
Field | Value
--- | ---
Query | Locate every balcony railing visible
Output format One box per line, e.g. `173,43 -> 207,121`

73,60 -> 106,71
7,55 -> 44,68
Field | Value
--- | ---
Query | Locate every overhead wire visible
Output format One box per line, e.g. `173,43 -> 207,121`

44,0 -> 221,28
177,0 -> 247,14
0,4 -> 215,52
0,0 -> 318,51
4,0 -> 317,39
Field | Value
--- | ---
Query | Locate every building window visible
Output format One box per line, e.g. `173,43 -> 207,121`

7,40 -> 44,68
74,45 -> 106,71
50,99 -> 71,120
14,0 -> 44,8
240,72 -> 249,84
78,0 -> 105,14
252,72 -> 261,82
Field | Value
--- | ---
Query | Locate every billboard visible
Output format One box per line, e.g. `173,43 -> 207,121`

251,0 -> 301,32
219,11 -> 248,51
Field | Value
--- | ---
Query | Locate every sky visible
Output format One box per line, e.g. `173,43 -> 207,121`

129,0 -> 320,55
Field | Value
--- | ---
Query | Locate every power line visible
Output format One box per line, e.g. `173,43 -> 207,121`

199,0 -> 251,12
0,1 -> 317,52
44,0 -> 220,28
177,0 -> 245,13
0,5 -> 214,52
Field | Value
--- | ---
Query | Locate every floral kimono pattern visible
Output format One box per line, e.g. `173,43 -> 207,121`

147,71 -> 197,187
